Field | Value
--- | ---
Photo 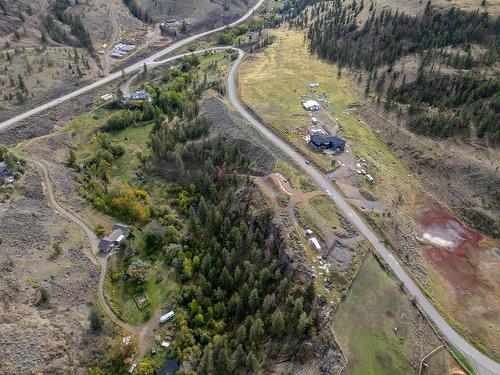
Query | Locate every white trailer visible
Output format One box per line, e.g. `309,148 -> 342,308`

160,311 -> 175,324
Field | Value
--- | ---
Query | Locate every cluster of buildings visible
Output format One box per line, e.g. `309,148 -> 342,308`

301,98 -> 346,154
99,90 -> 152,103
111,43 -> 136,59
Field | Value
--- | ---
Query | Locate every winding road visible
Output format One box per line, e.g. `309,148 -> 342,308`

2,3 -> 499,373
33,158 -> 163,353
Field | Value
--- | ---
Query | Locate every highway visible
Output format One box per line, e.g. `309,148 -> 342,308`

1,4 -> 498,373
0,0 -> 264,132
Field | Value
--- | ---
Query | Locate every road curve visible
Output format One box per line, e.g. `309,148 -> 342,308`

226,49 -> 500,375
0,0 -> 264,132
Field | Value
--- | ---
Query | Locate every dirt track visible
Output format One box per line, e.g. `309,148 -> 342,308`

32,157 -> 162,354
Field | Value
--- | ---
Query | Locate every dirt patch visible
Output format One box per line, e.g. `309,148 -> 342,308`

408,192 -> 500,356
359,188 -> 376,201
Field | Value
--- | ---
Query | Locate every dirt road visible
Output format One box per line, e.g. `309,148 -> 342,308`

103,0 -> 121,75
32,159 -> 160,354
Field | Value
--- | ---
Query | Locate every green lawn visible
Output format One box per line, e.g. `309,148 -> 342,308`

309,195 -> 340,228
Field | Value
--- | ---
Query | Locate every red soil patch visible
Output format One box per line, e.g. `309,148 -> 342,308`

411,194 -> 492,298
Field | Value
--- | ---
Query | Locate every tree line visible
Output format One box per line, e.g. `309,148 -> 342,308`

303,0 -> 499,143
122,0 -> 152,24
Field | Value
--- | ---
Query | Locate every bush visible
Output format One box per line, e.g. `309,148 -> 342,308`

102,110 -> 134,132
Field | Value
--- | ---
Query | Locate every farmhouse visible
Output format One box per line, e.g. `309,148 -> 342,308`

98,223 -> 130,253
302,100 -> 321,111
309,134 -> 346,153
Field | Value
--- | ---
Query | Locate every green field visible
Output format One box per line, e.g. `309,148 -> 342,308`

335,255 -> 458,375
309,195 -> 340,228
239,28 -> 411,193
275,160 -> 316,192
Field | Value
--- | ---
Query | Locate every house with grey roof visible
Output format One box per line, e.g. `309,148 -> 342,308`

98,224 -> 130,253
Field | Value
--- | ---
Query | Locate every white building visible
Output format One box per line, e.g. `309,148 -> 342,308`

100,93 -> 114,101
303,100 -> 321,111
309,237 -> 321,251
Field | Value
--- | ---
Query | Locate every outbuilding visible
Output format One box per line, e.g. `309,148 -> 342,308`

302,100 -> 321,111
160,311 -> 175,324
309,237 -> 321,251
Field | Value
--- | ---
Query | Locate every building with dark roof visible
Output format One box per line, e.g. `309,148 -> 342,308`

0,161 -> 13,182
309,134 -> 346,153
98,223 -> 130,253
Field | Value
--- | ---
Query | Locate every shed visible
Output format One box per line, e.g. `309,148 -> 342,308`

100,93 -> 114,101
302,100 -> 320,111
160,311 -> 175,324
309,237 -> 321,251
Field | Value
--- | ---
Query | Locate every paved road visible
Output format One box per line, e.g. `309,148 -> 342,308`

226,49 -> 500,375
0,0 -> 264,132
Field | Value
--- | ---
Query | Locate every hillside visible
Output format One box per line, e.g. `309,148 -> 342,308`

303,0 -> 499,144
133,0 -> 256,30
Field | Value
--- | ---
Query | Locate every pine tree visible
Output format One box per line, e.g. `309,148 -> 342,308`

271,309 -> 285,337
89,305 -> 102,331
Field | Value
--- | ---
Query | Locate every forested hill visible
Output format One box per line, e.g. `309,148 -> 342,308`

302,0 -> 500,144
